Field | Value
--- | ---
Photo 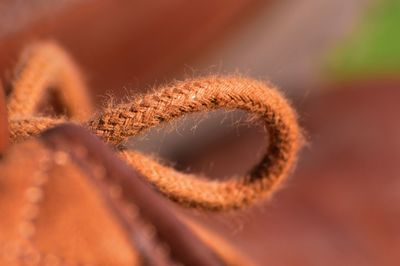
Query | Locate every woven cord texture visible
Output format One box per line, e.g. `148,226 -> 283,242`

7,41 -> 301,211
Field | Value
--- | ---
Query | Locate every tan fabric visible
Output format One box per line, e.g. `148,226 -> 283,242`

1,41 -> 268,265
1,125 -> 237,265
0,40 -> 302,265
0,140 -> 138,265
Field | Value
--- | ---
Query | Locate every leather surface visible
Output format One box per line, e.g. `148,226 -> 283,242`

0,85 -> 8,154
0,124 -> 235,265
42,125 -> 226,266
0,140 -> 138,265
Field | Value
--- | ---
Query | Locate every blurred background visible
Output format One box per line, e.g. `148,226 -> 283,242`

1,0 -> 399,265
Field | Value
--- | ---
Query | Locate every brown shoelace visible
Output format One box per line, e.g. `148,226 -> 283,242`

7,41 -> 302,211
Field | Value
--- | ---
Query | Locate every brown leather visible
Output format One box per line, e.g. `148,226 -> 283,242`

0,0 -> 263,100
0,140 -> 138,265
0,123 -> 240,265
0,84 -> 9,154
177,79 -> 400,265
42,124 -> 225,266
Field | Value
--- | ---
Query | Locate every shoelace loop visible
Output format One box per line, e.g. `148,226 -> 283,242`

7,41 -> 301,210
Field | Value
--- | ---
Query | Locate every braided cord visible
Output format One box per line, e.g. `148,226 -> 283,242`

8,41 -> 301,210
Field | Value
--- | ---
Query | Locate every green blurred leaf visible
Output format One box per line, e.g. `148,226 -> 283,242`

326,0 -> 400,79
